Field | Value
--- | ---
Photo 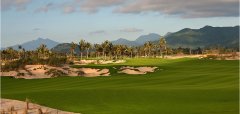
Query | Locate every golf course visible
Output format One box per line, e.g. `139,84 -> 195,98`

1,58 -> 239,114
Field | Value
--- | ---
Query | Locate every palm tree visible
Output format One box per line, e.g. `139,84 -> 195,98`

79,39 -> 86,60
6,47 -> 16,60
37,44 -> 48,59
147,41 -> 153,57
22,48 -> 26,59
114,45 -> 121,59
101,40 -> 110,60
153,44 -> 158,57
144,43 -> 148,57
94,44 -> 101,58
18,45 -> 22,59
128,46 -> 134,58
135,46 -> 141,58
144,41 -> 153,57
159,37 -> 167,58
85,42 -> 91,59
70,42 -> 77,60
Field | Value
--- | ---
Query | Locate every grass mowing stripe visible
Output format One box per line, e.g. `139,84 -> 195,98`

1,58 -> 239,114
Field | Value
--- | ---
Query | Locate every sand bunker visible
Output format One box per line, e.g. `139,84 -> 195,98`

1,64 -> 158,79
0,98 -> 79,114
1,65 -> 110,79
119,66 -> 158,74
76,68 -> 110,77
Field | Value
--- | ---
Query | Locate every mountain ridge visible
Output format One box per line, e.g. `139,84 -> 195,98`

112,33 -> 161,46
2,38 -> 59,50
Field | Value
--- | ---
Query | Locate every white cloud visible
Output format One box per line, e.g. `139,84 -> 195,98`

89,30 -> 106,35
63,5 -> 76,13
2,0 -> 238,18
1,0 -> 32,11
115,0 -> 239,18
120,28 -> 143,32
79,0 -> 124,13
35,3 -> 54,13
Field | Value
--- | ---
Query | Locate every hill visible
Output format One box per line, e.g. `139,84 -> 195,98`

164,25 -> 239,48
51,43 -> 80,54
111,38 -> 139,46
2,38 -> 59,50
112,33 -> 161,46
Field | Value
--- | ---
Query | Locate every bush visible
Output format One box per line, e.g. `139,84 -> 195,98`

205,55 -> 218,60
17,72 -> 25,76
1,56 -> 67,71
48,57 -> 67,67
45,69 -> 67,77
78,71 -> 85,76
68,61 -> 74,65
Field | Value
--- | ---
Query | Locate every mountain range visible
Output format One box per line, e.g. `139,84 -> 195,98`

112,25 -> 239,48
2,38 -> 59,50
2,25 -> 239,52
164,25 -> 239,48
111,33 -> 161,46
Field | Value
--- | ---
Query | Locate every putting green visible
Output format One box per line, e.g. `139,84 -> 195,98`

1,58 -> 239,114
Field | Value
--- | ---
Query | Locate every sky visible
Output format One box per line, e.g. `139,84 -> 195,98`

1,0 -> 239,47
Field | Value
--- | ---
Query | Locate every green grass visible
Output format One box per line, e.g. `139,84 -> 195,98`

1,58 -> 239,114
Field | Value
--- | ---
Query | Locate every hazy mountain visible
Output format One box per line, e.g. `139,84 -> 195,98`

112,33 -> 161,46
164,25 -> 239,48
52,25 -> 239,53
2,38 -> 59,50
111,38 -> 139,46
135,33 -> 161,44
164,32 -> 173,37
51,43 -> 80,54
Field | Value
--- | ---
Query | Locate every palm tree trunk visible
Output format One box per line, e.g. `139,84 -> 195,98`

87,49 -> 89,59
81,52 -> 83,60
102,51 -> 104,59
160,50 -> 162,58
148,48 -> 151,57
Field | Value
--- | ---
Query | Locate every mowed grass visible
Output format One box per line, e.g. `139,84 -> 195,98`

1,58 -> 239,114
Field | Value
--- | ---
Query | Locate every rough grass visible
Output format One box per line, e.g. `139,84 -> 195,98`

1,58 -> 239,114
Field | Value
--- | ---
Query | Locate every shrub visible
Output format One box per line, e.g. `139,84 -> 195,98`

17,72 -> 25,76
69,61 -> 74,65
48,57 -> 67,67
205,55 -> 218,60
45,69 -> 67,77
78,71 -> 85,76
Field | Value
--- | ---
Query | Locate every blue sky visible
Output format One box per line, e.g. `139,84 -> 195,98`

1,0 -> 239,47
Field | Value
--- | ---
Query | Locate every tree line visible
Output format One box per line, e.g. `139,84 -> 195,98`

69,37 -> 168,60
1,37 -> 238,61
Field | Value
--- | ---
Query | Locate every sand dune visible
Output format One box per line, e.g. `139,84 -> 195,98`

119,66 -> 158,74
0,98 -> 79,114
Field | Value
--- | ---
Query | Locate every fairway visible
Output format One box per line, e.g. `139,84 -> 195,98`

1,58 -> 239,114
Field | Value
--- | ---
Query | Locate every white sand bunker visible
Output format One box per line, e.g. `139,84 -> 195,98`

75,68 -> 110,77
0,98 -> 79,114
119,66 -> 158,75
1,65 -> 110,79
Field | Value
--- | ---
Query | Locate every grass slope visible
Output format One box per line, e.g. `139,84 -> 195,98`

1,58 -> 239,114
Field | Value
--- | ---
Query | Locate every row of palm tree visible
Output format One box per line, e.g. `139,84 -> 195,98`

4,37 -> 228,62
1,44 -> 66,61
68,37 -> 168,60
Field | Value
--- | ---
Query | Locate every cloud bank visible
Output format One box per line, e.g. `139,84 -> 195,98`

115,0 -> 239,18
2,0 -> 239,18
